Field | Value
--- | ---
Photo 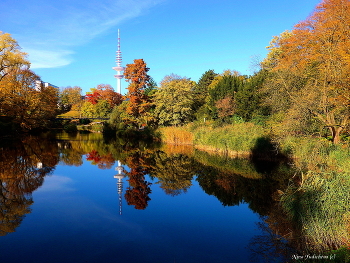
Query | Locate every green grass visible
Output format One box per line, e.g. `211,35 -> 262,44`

193,122 -> 266,153
57,110 -> 81,118
281,171 -> 350,253
279,136 -> 350,172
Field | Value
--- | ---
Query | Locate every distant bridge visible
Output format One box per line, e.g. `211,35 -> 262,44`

56,117 -> 109,121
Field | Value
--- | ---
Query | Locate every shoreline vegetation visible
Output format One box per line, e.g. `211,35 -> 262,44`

157,121 -> 350,257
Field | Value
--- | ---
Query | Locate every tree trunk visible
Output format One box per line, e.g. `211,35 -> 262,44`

329,126 -> 343,144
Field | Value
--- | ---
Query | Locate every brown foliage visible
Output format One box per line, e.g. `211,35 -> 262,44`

124,59 -> 153,127
215,96 -> 235,120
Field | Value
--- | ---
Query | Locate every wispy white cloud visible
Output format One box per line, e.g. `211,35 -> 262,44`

0,0 -> 163,68
24,49 -> 74,68
36,175 -> 74,192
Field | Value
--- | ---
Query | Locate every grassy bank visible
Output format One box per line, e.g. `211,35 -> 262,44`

158,122 -> 350,254
158,122 -> 268,158
281,171 -> 350,253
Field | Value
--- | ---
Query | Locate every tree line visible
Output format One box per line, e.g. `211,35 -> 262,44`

110,0 -> 350,144
1,0 -> 349,144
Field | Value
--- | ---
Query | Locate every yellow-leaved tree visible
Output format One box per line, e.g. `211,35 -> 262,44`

0,32 -> 59,130
263,0 -> 350,143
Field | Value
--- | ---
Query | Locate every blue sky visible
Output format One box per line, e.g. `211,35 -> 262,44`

1,0 -> 320,94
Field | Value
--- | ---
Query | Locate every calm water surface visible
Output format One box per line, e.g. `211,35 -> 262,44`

0,132 -> 293,263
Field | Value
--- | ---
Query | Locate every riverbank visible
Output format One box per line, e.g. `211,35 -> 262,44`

158,122 -> 282,160
158,122 -> 350,167
158,121 -> 350,255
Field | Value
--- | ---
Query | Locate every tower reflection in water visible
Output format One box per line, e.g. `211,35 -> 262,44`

114,160 -> 125,215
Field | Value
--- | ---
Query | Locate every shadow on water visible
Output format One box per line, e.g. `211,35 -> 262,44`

250,136 -> 290,175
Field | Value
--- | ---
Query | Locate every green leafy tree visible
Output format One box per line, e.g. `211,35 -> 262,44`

153,74 -> 196,126
234,70 -> 270,121
193,69 -> 217,110
95,100 -> 111,118
81,100 -> 111,118
80,101 -> 95,118
59,86 -> 82,112
108,101 -> 129,130
144,77 -> 157,96
206,70 -> 246,120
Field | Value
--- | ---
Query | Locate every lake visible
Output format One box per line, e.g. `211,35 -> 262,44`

0,132 -> 294,263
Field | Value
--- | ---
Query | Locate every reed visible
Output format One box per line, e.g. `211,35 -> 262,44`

194,122 -> 266,153
158,126 -> 194,145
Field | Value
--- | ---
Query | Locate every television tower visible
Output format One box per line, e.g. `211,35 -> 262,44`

112,29 -> 124,94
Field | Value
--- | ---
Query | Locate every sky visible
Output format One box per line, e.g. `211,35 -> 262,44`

1,0 -> 321,94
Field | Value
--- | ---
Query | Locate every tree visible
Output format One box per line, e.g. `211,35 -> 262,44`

0,31 -> 29,82
215,96 -> 235,122
193,69 -> 217,110
82,84 -> 122,118
144,77 -> 157,96
80,101 -> 96,118
234,70 -> 270,121
153,74 -> 196,126
262,0 -> 350,143
124,59 -> 153,128
0,68 -> 58,130
95,84 -> 123,108
85,89 -> 101,105
205,70 -> 246,120
81,100 -> 111,118
59,86 -> 82,112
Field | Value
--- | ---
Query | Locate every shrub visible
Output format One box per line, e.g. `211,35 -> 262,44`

64,123 -> 78,133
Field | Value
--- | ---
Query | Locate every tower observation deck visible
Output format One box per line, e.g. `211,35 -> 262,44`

112,29 -> 124,94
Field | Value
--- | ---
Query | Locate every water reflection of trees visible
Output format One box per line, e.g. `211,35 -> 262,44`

44,132 -> 350,258
195,150 -> 292,216
150,151 -> 196,196
124,151 -> 152,210
0,136 -> 59,236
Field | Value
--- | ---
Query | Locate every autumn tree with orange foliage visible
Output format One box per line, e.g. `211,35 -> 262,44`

82,84 -> 122,118
85,84 -> 122,108
124,59 -> 153,128
263,0 -> 350,143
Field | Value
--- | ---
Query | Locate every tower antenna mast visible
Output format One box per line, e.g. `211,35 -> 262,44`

112,29 -> 124,94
